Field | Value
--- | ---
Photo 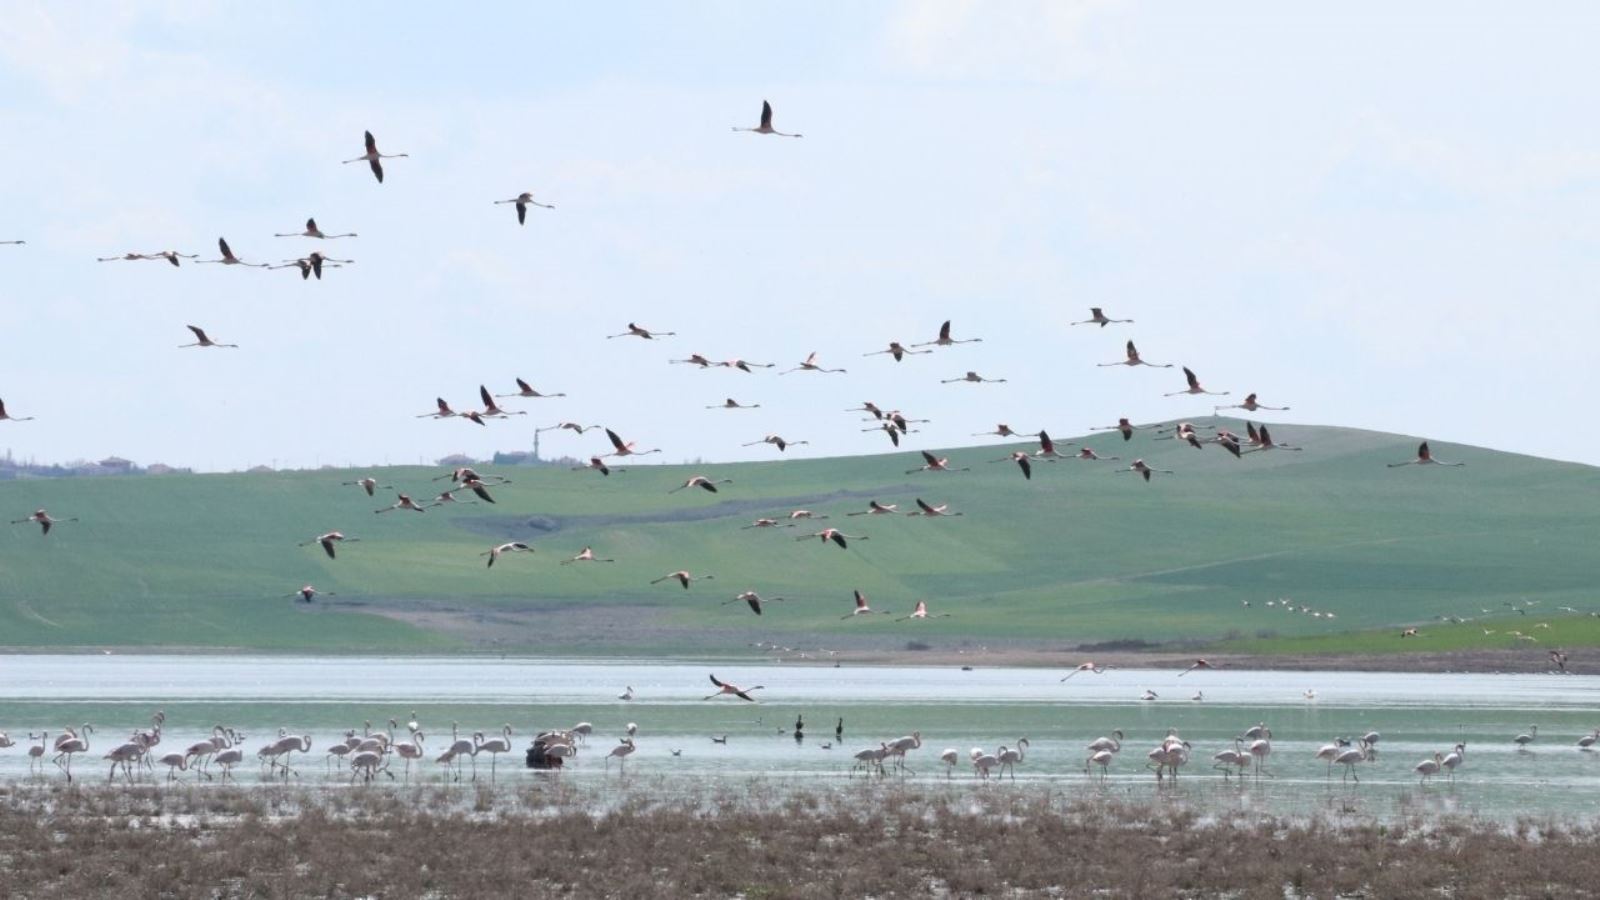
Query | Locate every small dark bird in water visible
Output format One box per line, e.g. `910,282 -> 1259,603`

794,714 -> 804,743
835,718 -> 844,742
711,735 -> 728,744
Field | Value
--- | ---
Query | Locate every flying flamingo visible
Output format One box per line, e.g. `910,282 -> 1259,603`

572,456 -> 615,476
495,192 -> 554,224
781,351 -> 846,375
11,508 -> 76,535
795,528 -> 865,549
989,451 -> 1033,480
864,341 -> 931,362
940,371 -> 1006,384
343,130 -> 408,183
481,542 -> 533,568
602,428 -> 661,458
671,353 -> 715,368
1216,393 -> 1289,413
1089,417 -> 1150,441
1115,459 -> 1173,482
538,421 -> 602,434
707,397 -> 759,410
178,325 -> 238,349
269,255 -> 347,279
669,475 -> 732,494
0,399 -> 34,422
906,498 -> 962,517
457,476 -> 500,504
1164,366 -> 1228,397
652,570 -> 715,589
1061,663 -> 1112,682
290,585 -> 334,603
342,474 -> 392,493
425,489 -> 480,508
732,100 -> 801,137
1032,430 -> 1072,459
1070,307 -> 1133,327
895,600 -> 951,622
1243,424 -> 1301,452
98,250 -> 197,267
743,434 -> 808,452
842,590 -> 886,619
1074,447 -> 1120,461
606,322 -> 675,339
196,237 -> 269,267
849,401 -> 885,419
561,546 -> 616,565
718,358 -> 775,372
704,674 -> 765,701
275,217 -> 356,239
299,531 -> 358,559
1098,340 -> 1170,368
1388,441 -> 1465,468
491,378 -> 566,401
864,421 -> 903,446
907,450 -> 969,474
740,518 -> 792,529
724,590 -> 789,615
1178,658 -> 1217,677
477,385 -> 526,418
847,500 -> 899,517
417,398 -> 462,420
913,320 -> 982,348
281,249 -> 356,278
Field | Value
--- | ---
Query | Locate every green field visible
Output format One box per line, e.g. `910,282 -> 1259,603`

0,421 -> 1595,654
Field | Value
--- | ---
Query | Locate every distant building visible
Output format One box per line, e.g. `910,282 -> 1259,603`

97,456 -> 135,471
247,464 -> 275,474
145,463 -> 192,476
437,453 -> 477,467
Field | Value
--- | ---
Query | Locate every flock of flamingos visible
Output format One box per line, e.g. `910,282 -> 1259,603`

3,706 -> 1598,786
0,101 -> 1536,789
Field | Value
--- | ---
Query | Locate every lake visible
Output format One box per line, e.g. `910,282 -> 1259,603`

1,655 -> 1596,821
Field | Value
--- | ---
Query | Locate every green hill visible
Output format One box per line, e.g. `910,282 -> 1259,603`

0,421 -> 1595,655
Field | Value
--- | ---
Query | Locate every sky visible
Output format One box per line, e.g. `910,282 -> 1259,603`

1,2 -> 1598,471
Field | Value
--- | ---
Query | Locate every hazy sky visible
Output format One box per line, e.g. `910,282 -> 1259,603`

2,3 -> 1597,471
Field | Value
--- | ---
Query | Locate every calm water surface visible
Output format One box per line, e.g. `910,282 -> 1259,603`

1,655 -> 1596,821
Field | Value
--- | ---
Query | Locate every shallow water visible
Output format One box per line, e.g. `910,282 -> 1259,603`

1,655 -> 1596,821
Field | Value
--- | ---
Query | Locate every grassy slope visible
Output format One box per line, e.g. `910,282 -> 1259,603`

0,420 -> 1595,653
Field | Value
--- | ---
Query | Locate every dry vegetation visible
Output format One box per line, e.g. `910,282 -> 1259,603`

1,780 -> 1597,898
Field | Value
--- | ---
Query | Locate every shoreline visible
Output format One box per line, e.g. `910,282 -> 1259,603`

0,645 -> 1583,675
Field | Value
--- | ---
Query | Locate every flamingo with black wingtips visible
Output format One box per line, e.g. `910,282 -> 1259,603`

275,217 -> 356,239
1098,341 -> 1171,368
1216,393 -> 1289,413
1164,367 -> 1229,397
602,428 -> 661,458
864,342 -> 931,362
1116,459 -> 1172,482
495,191 -> 554,225
178,325 -> 238,349
732,100 -> 802,137
1070,307 -> 1133,328
907,451 -> 968,475
343,130 -> 408,183
196,237 -> 268,268
1388,441 -> 1464,468
607,323 -> 675,340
